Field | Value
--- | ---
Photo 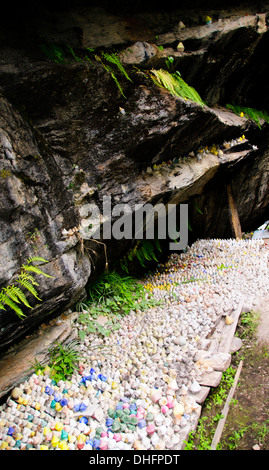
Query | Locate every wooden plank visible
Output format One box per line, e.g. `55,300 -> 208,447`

227,184 -> 242,239
218,301 -> 243,354
210,360 -> 243,450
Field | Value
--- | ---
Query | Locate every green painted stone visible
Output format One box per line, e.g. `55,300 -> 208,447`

108,408 -> 115,418
129,416 -> 138,425
127,423 -> 136,432
121,414 -> 130,423
146,412 -> 154,421
115,409 -> 124,418
120,423 -> 127,432
112,420 -> 121,432
61,430 -> 68,441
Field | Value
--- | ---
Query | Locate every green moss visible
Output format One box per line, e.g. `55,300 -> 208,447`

0,169 -> 12,178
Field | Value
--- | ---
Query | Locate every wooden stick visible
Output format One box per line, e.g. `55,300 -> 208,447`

210,360 -> 243,450
227,184 -> 242,239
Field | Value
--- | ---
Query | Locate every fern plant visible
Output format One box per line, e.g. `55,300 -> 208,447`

226,103 -> 269,129
149,69 -> 205,106
119,238 -> 162,273
0,257 -> 53,319
102,52 -> 132,82
95,52 -> 132,99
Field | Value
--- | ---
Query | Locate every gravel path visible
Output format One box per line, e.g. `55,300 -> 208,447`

0,238 -> 268,450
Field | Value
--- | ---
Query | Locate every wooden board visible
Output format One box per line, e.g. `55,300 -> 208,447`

227,184 -> 242,239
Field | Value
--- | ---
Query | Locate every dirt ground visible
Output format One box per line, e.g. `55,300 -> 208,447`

257,296 -> 269,345
219,295 -> 269,450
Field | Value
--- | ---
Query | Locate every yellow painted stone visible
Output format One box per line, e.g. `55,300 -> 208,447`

51,435 -> 60,447
173,403 -> 184,417
225,315 -> 234,325
55,402 -> 62,412
58,440 -> 69,450
55,422 -> 64,431
43,427 -> 51,436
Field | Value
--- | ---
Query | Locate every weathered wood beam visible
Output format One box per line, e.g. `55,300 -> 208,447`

227,184 -> 242,239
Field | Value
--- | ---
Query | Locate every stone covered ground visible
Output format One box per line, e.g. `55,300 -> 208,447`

0,238 -> 268,450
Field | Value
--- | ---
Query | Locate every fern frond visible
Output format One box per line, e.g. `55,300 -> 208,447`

3,286 -> 21,303
150,69 -> 204,106
102,52 -> 132,82
19,272 -> 39,286
8,286 -> 32,309
0,293 -> 25,318
0,256 -> 52,319
26,257 -> 49,265
22,264 -> 53,278
18,276 -> 42,300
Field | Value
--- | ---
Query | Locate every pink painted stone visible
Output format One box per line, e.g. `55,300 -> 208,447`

167,398 -> 174,409
113,433 -> 122,442
100,438 -> 108,450
161,405 -> 169,414
122,403 -> 129,409
146,424 -> 155,436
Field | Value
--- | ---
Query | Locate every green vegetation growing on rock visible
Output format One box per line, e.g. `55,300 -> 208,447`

119,239 -> 162,273
226,103 -> 269,129
0,257 -> 53,319
149,69 -> 205,106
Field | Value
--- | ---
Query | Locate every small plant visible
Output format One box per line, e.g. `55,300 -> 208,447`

48,340 -> 81,382
226,103 -> 269,129
40,44 -> 66,63
77,309 -> 121,340
87,270 -> 160,315
0,257 -> 53,319
119,238 -> 162,273
77,270 -> 162,339
226,426 -> 249,450
28,358 -> 45,375
237,310 -> 259,339
184,366 -> 236,450
94,52 -> 132,99
165,56 -> 174,70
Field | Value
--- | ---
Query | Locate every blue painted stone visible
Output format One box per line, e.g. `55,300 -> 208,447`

7,427 -> 15,436
137,419 -> 147,428
60,397 -> 68,407
79,402 -> 87,412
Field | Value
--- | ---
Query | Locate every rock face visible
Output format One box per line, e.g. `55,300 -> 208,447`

0,2 -> 269,350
